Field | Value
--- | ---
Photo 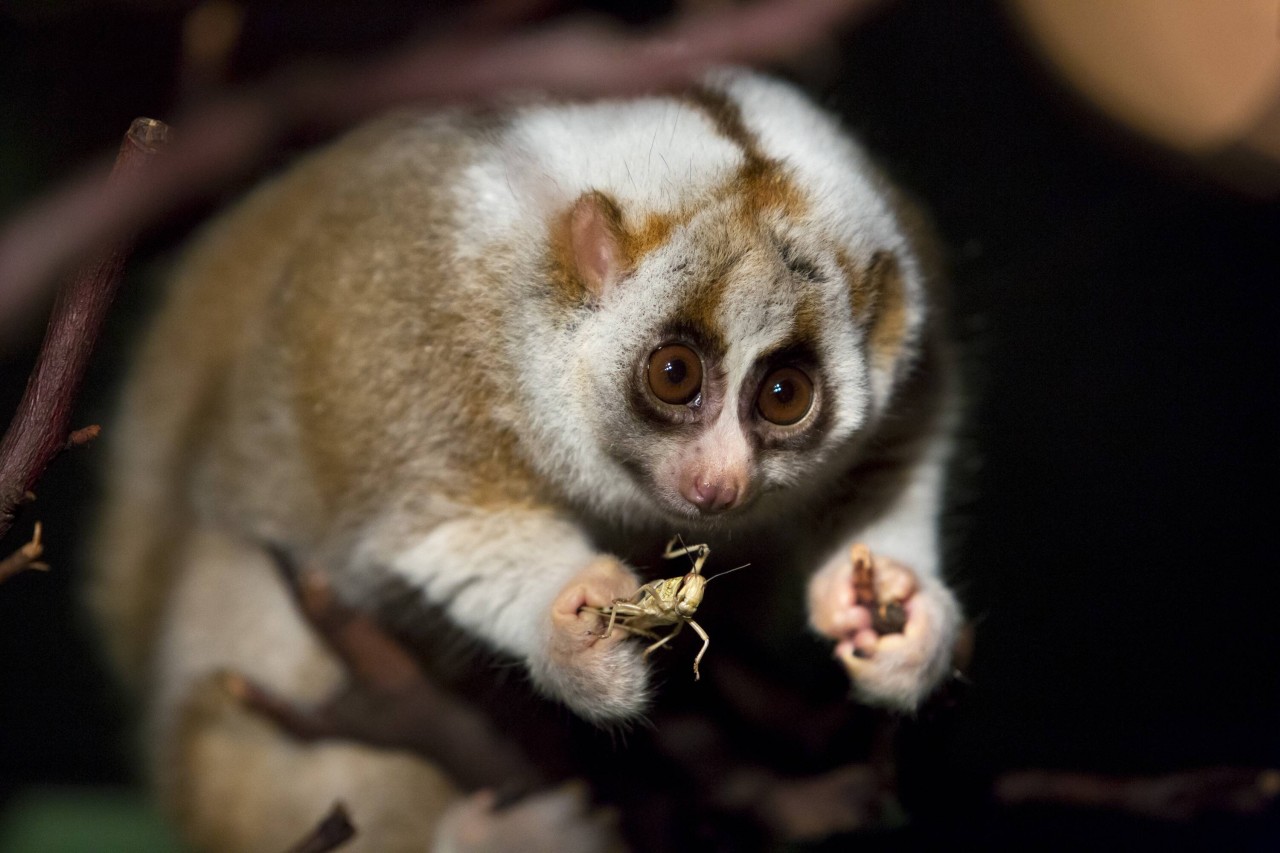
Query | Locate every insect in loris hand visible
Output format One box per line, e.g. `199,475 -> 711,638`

584,537 -> 747,681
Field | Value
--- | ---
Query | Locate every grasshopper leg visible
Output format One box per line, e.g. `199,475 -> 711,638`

642,620 -> 683,658
687,619 -> 709,681
661,538 -> 710,574
600,601 -> 644,639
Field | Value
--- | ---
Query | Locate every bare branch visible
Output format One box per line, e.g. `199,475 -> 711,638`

0,119 -> 168,540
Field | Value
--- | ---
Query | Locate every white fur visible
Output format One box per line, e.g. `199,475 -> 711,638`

383,510 -> 595,659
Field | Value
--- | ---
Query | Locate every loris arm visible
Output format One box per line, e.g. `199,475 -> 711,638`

374,508 -> 652,723
807,429 -> 962,711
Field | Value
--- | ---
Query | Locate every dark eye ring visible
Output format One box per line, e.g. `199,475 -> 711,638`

647,344 -> 702,405
756,367 -> 814,425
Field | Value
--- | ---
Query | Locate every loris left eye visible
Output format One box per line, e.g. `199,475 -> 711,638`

756,367 -> 813,425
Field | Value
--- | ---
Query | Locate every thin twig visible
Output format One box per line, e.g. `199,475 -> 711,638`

0,521 -> 48,584
0,119 -> 169,540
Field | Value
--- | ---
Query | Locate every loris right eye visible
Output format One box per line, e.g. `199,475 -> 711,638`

647,344 -> 703,405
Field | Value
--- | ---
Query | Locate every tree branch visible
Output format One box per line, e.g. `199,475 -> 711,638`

0,119 -> 168,541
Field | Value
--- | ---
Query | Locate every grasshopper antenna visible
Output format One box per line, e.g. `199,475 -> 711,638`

674,532 -> 693,567
704,563 -> 750,584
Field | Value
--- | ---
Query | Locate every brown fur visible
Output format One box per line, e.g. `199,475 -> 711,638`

686,86 -> 808,218
92,114 -> 539,849
864,252 -> 909,370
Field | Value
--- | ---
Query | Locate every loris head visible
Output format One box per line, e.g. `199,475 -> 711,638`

506,73 -> 929,527
532,183 -> 925,527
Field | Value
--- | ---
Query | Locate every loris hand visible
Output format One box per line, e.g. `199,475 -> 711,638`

808,545 -> 960,711
535,556 -> 652,724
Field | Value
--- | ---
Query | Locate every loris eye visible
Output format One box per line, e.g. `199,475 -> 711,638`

647,344 -> 703,405
756,367 -> 814,425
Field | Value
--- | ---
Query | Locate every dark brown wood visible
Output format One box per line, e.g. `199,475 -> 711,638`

0,119 -> 168,541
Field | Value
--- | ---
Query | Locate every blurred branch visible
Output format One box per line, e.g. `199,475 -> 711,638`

0,119 -> 168,541
995,766 -> 1280,822
0,0 -> 877,335
285,802 -> 356,853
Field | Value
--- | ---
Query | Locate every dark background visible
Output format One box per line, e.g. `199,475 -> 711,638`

1,0 -> 1277,849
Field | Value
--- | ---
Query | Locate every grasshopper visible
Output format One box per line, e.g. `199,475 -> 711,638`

587,537 -> 726,680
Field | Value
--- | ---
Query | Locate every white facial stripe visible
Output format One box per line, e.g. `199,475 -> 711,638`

717,284 -> 793,418
701,410 -> 751,469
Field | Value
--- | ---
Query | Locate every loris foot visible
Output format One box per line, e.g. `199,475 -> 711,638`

533,556 -> 651,724
808,545 -> 960,711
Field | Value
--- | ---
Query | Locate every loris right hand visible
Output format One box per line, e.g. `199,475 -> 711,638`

534,556 -> 651,724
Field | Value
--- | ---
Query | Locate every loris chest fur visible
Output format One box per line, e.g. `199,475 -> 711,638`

93,68 -> 960,849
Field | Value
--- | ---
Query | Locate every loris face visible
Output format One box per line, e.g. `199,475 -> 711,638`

569,193 -> 892,526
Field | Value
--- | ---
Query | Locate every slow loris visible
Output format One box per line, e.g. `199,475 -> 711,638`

93,69 -> 961,850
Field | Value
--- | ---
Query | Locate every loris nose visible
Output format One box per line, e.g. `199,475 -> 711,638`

683,475 -> 740,514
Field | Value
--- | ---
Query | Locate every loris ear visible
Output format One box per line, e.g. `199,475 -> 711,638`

568,191 -> 626,299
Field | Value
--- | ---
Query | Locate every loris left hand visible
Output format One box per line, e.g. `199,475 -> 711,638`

808,545 -> 960,711
539,556 -> 652,724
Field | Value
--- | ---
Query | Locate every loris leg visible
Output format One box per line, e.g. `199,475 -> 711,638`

376,508 -> 652,723
156,528 -> 624,852
152,529 -> 456,851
